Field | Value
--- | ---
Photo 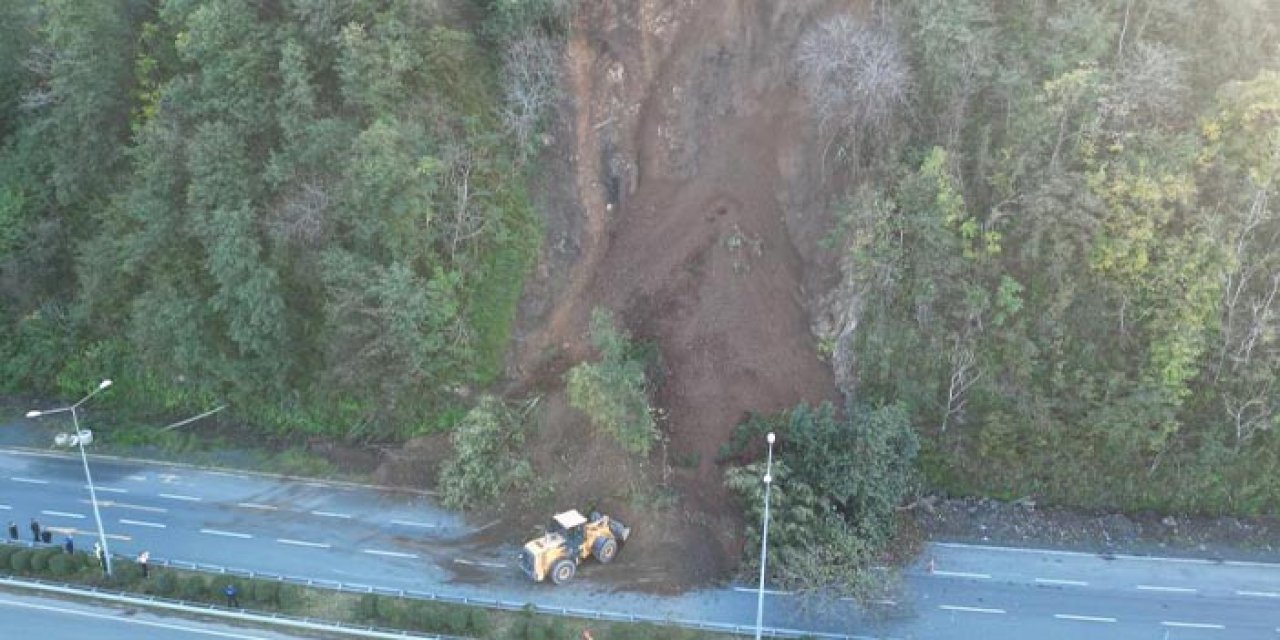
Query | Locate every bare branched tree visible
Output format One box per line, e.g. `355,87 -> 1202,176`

500,31 -> 563,154
268,179 -> 332,247
795,14 -> 912,157
1115,41 -> 1190,127
940,338 -> 980,433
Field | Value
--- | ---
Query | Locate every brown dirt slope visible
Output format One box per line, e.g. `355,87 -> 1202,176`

506,0 -> 862,588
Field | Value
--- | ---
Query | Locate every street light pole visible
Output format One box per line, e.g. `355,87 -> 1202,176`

26,379 -> 114,576
755,431 -> 776,640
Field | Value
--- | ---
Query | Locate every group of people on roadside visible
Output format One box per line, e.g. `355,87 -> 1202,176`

7,517 -> 146,576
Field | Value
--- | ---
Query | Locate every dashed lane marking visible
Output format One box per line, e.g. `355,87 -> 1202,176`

933,570 -> 991,579
88,485 -> 127,494
45,526 -> 130,542
119,519 -> 166,529
940,605 -> 1006,614
477,561 -> 508,569
731,587 -> 793,596
0,504 -> 9,510
41,510 -> 85,519
88,500 -> 167,513
276,538 -> 330,549
126,475 -> 148,482
453,558 -> 475,566
361,549 -> 419,559
1161,621 -> 1225,630
1036,578 -> 1089,587
310,510 -> 352,519
1055,614 -> 1116,623
390,519 -> 437,528
1138,585 -> 1197,594
236,502 -> 277,511
158,493 -> 201,502
1237,590 -> 1280,598
200,529 -> 252,539
10,477 -> 48,485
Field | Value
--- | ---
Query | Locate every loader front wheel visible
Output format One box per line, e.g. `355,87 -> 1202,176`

550,557 -> 576,585
594,536 -> 618,564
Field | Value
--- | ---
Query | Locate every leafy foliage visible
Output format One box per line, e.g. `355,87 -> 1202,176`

437,396 -> 532,510
565,309 -> 659,456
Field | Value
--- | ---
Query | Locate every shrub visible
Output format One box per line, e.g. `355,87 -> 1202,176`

152,571 -> 180,596
0,544 -> 18,565
438,396 -> 532,510
180,575 -> 208,601
9,550 -> 32,573
29,548 -> 58,573
565,309 -> 659,455
47,554 -> 74,576
252,580 -> 280,607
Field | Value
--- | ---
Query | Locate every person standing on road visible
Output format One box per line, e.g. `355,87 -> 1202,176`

29,518 -> 40,543
137,551 -> 150,578
223,583 -> 239,608
63,536 -> 73,554
6,521 -> 16,541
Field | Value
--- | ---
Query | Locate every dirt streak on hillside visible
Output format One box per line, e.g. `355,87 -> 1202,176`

508,0 -> 858,587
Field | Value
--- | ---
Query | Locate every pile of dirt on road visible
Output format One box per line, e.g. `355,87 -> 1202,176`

493,1 -> 866,589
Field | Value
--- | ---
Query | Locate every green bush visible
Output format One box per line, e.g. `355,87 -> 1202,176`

277,584 -> 303,609
565,309 -> 659,455
0,544 -> 18,565
28,548 -> 58,573
252,580 -> 280,606
180,575 -> 208,601
152,571 -> 179,596
9,550 -> 31,573
46,553 -> 74,576
468,608 -> 492,636
438,396 -> 532,510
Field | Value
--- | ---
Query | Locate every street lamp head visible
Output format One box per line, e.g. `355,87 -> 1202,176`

98,379 -> 113,390
25,410 -> 41,418
766,432 -> 775,445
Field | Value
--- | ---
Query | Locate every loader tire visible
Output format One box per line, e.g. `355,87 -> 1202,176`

594,536 -> 618,564
550,557 -> 576,585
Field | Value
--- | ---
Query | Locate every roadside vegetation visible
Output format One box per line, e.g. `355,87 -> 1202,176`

566,309 -> 660,456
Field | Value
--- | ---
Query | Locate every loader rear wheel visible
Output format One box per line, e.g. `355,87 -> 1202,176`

550,557 -> 576,585
594,536 -> 618,564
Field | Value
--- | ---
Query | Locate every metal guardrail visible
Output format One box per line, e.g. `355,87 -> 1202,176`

1,540 -> 862,639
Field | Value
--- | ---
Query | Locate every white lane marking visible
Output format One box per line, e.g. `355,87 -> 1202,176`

0,597 -> 268,639
310,510 -> 352,519
1237,590 -> 1280,598
453,558 -> 475,566
1036,578 -> 1089,586
0,504 -> 10,510
202,470 -> 247,479
236,502 -> 277,511
391,519 -> 438,528
11,477 -> 49,484
119,519 -> 166,529
478,561 -> 508,569
1055,614 -> 1117,623
933,570 -> 991,579
870,599 -> 898,606
1138,584 -> 1197,593
88,485 -> 127,494
200,529 -> 253,539
41,510 -> 85,519
44,526 -> 131,541
126,475 -> 148,482
1161,621 -> 1225,630
940,605 -> 1006,614
277,538 -> 329,549
732,587 -> 793,596
931,541 -> 1280,569
158,493 -> 201,502
361,549 -> 419,559
303,482 -> 327,488
88,500 -> 168,513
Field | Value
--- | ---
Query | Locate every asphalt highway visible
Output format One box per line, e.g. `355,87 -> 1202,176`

2,445 -> 1278,638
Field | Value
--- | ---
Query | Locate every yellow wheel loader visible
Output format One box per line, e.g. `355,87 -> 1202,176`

519,509 -> 631,584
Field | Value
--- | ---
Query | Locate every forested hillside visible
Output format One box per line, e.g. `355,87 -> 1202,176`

825,0 -> 1280,514
0,0 -> 565,438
